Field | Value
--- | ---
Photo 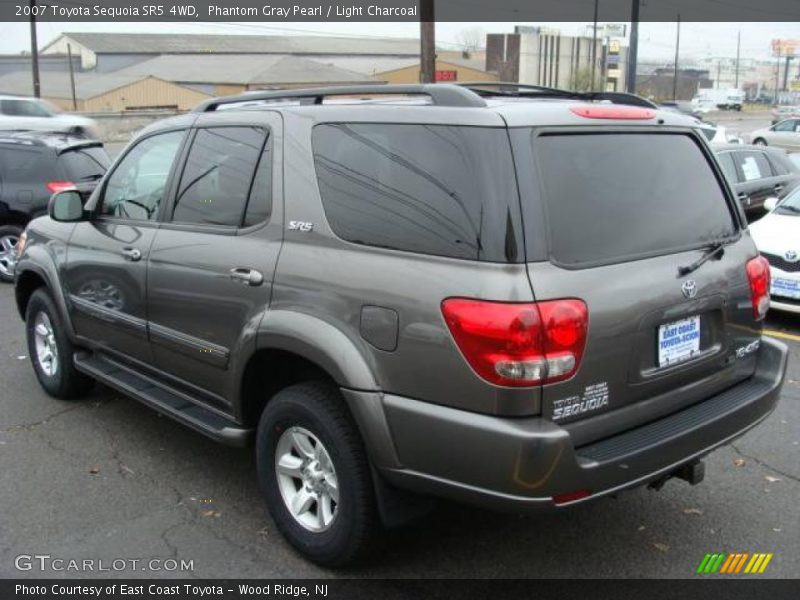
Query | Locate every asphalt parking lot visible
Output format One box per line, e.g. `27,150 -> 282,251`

0,281 -> 798,579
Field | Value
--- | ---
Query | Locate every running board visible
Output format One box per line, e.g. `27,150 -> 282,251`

73,352 -> 252,447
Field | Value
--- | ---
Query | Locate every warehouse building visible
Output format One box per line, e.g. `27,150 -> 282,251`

0,71 -> 211,111
40,32 -> 422,72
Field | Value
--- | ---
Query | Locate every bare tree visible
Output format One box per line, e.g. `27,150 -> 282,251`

455,27 -> 485,53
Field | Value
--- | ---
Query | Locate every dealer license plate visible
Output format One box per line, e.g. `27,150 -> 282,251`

771,276 -> 800,300
658,316 -> 701,368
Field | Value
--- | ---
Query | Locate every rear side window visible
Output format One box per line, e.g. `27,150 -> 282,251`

766,153 -> 790,176
312,124 -> 522,262
58,146 -> 110,183
0,146 -> 50,184
535,133 -> 735,267
173,127 -> 267,227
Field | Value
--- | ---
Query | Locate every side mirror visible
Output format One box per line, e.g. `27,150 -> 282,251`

763,197 -> 779,212
48,189 -> 86,222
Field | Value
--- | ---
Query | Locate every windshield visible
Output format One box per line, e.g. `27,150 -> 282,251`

534,132 -> 737,267
775,189 -> 800,215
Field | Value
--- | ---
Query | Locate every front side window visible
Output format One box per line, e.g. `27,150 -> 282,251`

172,127 -> 267,227
774,119 -> 797,132
734,151 -> 773,182
100,130 -> 184,221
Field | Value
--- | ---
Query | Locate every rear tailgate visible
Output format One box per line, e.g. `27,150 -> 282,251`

518,129 -> 763,444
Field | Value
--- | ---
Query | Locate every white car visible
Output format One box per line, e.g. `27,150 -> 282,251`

750,118 -> 800,152
0,95 -> 101,139
749,190 -> 800,314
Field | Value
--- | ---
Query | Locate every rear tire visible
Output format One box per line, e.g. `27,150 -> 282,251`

753,138 -> 768,147
25,288 -> 94,399
256,381 -> 378,567
0,224 -> 23,283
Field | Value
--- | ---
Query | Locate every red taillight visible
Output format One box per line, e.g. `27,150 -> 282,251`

552,489 -> 592,506
47,181 -> 76,193
746,256 -> 771,321
570,105 -> 656,120
441,298 -> 588,387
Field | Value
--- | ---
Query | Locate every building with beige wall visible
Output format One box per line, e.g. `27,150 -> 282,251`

0,72 -> 211,111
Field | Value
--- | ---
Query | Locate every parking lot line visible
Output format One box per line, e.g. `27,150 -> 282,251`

762,329 -> 800,343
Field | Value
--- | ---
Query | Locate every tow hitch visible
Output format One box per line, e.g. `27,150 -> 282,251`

648,460 -> 705,491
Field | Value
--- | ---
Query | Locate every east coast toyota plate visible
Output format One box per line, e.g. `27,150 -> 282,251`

771,275 -> 800,300
658,316 -> 701,367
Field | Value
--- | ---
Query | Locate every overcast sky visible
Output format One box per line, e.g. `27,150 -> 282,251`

0,21 -> 797,63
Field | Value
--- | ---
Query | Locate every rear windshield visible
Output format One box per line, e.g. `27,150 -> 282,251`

312,123 -> 523,263
535,133 -> 736,266
58,146 -> 110,182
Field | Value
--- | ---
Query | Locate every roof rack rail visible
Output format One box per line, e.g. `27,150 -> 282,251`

457,82 -> 658,109
194,84 -> 487,112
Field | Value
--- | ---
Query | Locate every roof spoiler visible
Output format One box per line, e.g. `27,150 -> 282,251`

457,82 -> 659,109
193,84 -> 488,112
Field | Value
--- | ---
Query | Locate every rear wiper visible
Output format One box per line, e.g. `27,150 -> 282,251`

678,241 -> 728,277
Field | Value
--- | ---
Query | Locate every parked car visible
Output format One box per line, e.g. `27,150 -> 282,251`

13,84 -> 788,566
0,95 -> 101,139
771,105 -> 800,125
751,119 -> 800,151
0,131 -> 110,282
749,189 -> 800,314
714,144 -> 800,219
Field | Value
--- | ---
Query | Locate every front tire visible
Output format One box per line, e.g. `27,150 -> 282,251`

0,224 -> 23,283
256,381 -> 378,567
25,288 -> 93,399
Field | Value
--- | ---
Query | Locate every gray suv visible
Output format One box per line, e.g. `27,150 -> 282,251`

13,84 -> 789,566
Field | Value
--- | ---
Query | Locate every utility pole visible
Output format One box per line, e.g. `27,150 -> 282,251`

591,0 -> 599,91
783,55 -> 793,91
775,48 -> 781,104
67,44 -> 77,111
626,0 -> 639,94
29,0 -> 40,98
419,0 -> 435,84
672,14 -> 681,101
734,30 -> 741,88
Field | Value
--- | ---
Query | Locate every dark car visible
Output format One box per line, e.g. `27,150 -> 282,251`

714,143 -> 800,220
13,84 -> 788,566
0,131 -> 110,281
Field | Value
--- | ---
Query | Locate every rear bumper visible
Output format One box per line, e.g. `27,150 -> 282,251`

376,337 -> 788,511
769,297 -> 800,315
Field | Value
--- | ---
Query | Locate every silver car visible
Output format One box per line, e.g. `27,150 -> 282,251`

0,95 -> 101,139
751,118 -> 800,152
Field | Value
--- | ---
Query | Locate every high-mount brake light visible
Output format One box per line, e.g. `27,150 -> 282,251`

745,256 -> 771,321
570,106 -> 656,120
441,298 -> 588,388
46,181 -> 76,193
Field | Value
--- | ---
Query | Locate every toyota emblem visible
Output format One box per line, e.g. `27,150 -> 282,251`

785,250 -> 799,263
681,280 -> 698,299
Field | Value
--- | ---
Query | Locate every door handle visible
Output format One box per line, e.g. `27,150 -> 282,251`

229,267 -> 264,286
774,184 -> 784,193
737,192 -> 750,205
121,247 -> 142,262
